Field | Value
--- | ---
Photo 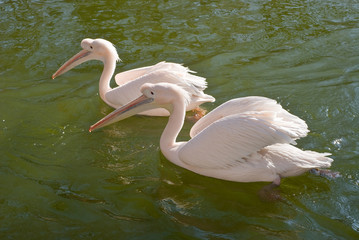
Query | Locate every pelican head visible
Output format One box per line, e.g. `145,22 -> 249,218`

140,83 -> 190,107
52,38 -> 120,79
89,83 -> 190,132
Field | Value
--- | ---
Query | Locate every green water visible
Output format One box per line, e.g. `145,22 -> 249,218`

1,0 -> 359,239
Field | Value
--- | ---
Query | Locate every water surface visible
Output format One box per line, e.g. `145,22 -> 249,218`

1,0 -> 359,239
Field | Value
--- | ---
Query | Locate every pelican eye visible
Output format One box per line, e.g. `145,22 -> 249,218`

90,45 -> 93,49
150,91 -> 154,95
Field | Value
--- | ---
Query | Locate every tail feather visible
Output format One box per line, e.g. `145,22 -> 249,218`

262,144 -> 333,178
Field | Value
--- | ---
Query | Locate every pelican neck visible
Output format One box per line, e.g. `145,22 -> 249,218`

159,98 -> 187,157
99,57 -> 117,103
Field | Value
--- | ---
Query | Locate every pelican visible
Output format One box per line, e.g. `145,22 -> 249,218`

52,38 -> 215,116
89,83 -> 334,186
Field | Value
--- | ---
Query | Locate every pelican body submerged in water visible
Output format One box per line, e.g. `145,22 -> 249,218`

52,38 -> 215,116
89,82 -> 334,186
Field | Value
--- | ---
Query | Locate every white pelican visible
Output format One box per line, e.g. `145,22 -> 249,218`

52,38 -> 215,116
89,83 -> 334,186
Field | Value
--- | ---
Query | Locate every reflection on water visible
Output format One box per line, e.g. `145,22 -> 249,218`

1,0 -> 359,239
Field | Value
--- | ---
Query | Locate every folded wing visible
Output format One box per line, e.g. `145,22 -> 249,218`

179,113 -> 297,169
190,96 -> 308,140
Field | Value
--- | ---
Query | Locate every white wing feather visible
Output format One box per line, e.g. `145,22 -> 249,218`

190,96 -> 308,140
179,114 -> 295,169
114,65 -> 153,86
109,69 -> 206,104
115,61 -> 209,93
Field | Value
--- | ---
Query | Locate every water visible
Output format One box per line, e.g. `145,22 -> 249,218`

1,0 -> 359,239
